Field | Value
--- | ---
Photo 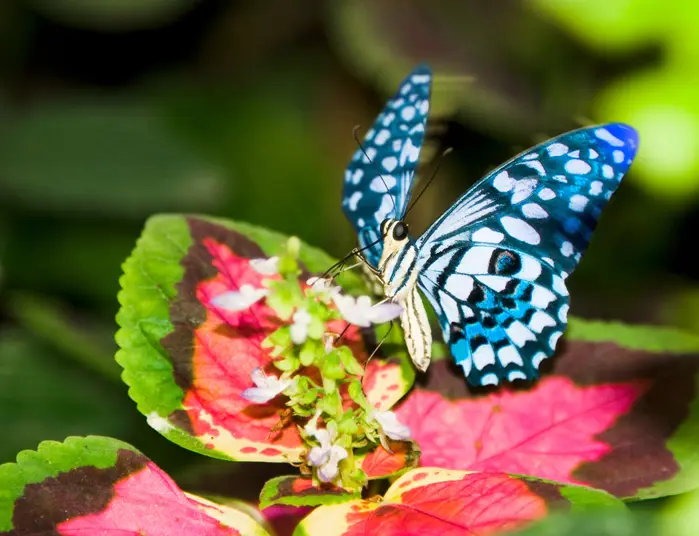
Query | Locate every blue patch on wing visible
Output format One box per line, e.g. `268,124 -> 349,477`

342,64 -> 431,267
414,123 -> 639,386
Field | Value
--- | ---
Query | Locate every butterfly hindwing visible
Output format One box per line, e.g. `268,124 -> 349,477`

417,245 -> 568,385
415,124 -> 639,386
342,64 -> 431,267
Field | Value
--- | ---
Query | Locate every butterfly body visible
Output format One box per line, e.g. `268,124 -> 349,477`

343,64 -> 639,387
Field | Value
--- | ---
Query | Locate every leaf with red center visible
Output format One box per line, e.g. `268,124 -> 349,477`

116,215 -> 415,462
0,436 -> 271,535
396,321 -> 699,499
357,441 -> 420,480
259,476 -> 360,509
296,467 -> 624,536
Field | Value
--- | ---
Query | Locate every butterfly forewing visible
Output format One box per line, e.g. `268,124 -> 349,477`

342,64 -> 431,268
415,124 -> 639,386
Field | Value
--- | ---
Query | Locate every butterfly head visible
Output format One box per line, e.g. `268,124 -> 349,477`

380,218 -> 410,243
377,218 -> 419,302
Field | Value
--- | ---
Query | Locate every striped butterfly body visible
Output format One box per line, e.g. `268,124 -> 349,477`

342,64 -> 639,387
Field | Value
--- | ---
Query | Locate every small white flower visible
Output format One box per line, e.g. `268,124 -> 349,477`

241,368 -> 294,404
306,276 -> 341,299
211,284 -> 268,312
250,256 -> 279,276
290,308 -> 312,345
333,294 -> 403,327
307,426 -> 348,484
371,410 -> 411,441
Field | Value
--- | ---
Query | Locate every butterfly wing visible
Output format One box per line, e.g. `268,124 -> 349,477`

415,123 -> 639,386
342,64 -> 431,268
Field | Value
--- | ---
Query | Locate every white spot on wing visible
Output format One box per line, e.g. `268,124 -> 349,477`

506,321 -> 537,347
565,159 -> 592,175
590,181 -> 603,195
512,179 -> 538,203
375,129 -> 390,145
546,143 -> 568,157
538,188 -> 556,200
613,150 -> 625,163
348,191 -> 362,211
532,352 -> 548,368
481,373 -> 498,386
472,227 -> 505,244
558,304 -> 569,323
549,331 -> 562,350
529,311 -> 557,333
494,171 -> 516,192
460,359 -> 472,377
501,216 -> 541,245
370,175 -> 397,192
552,274 -> 568,296
508,370 -> 527,381
498,345 -> 524,366
476,275 -> 510,292
382,156 -> 398,172
602,164 -> 614,179
522,203 -> 548,219
519,256 -> 542,280
399,138 -> 420,166
473,344 -> 496,370
523,160 -> 546,176
401,106 -> 416,121
569,194 -> 589,212
531,286 -> 556,308
595,128 -> 625,146
561,241 -> 574,257
374,194 -> 394,223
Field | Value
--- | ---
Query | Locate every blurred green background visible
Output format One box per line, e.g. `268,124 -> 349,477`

0,0 -> 698,502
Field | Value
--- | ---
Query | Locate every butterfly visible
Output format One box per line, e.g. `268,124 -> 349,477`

341,64 -> 639,387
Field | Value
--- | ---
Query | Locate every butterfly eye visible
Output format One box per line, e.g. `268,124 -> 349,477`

392,222 -> 409,241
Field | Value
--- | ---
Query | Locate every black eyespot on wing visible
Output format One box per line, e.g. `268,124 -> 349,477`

468,282 -> 486,303
449,322 -> 464,343
488,249 -> 521,276
469,335 -> 488,352
481,313 -> 496,328
501,297 -> 517,309
392,221 -> 409,241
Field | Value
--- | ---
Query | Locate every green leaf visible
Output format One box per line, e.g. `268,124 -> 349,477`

510,511 -> 655,536
0,101 -> 225,217
299,339 -> 320,367
259,475 -> 360,510
337,346 -> 364,376
321,351 -> 345,381
567,317 -> 699,353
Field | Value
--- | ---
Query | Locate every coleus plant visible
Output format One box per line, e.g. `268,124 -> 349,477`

3,214 -> 699,535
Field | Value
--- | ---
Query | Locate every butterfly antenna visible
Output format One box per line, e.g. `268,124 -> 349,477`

320,235 -> 384,280
353,125 -> 397,215
362,321 -> 395,383
404,147 -> 453,217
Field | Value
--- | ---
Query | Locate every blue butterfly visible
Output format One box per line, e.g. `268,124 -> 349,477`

342,64 -> 639,386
